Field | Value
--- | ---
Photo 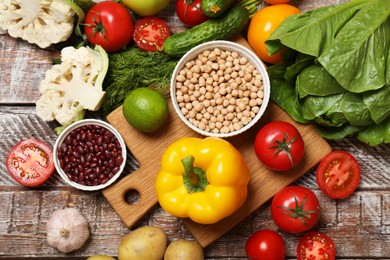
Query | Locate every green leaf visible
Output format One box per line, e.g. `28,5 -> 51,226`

268,64 -> 311,123
284,54 -> 315,83
318,0 -> 390,92
266,0 -> 368,57
301,93 -> 344,120
363,86 -> 390,124
315,123 -> 366,140
341,92 -> 372,126
296,64 -> 346,98
323,99 -> 348,126
357,118 -> 390,146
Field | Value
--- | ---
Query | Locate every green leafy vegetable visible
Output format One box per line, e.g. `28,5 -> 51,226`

266,0 -> 390,146
102,46 -> 179,114
318,0 -> 390,92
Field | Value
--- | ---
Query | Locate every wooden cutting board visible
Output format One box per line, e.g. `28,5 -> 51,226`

102,36 -> 332,247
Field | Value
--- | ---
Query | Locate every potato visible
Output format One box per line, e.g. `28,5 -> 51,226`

118,226 -> 167,260
87,255 -> 116,260
164,239 -> 204,260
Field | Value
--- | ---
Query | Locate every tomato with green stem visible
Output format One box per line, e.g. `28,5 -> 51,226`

297,231 -> 336,260
316,151 -> 361,199
176,0 -> 209,27
271,186 -> 320,234
254,121 -> 304,171
6,138 -> 55,187
245,230 -> 286,260
84,2 -> 134,53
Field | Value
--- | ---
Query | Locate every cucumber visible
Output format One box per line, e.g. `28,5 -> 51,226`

163,6 -> 249,57
201,0 -> 234,17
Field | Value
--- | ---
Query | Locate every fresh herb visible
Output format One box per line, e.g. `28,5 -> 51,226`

266,0 -> 390,146
101,45 -> 179,114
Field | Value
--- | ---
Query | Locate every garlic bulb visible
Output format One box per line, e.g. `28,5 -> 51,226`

46,207 -> 90,253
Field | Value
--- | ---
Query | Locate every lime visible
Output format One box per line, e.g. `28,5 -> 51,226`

122,87 -> 169,132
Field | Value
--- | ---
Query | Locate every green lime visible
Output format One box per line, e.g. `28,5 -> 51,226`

122,87 -> 169,133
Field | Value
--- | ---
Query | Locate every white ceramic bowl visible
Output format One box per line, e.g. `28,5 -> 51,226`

53,119 -> 127,191
170,40 -> 270,138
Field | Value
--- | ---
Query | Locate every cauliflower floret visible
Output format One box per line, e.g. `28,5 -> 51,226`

0,0 -> 82,48
36,45 -> 109,126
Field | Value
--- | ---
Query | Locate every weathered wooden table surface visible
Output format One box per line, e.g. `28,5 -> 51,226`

1,0 -> 389,259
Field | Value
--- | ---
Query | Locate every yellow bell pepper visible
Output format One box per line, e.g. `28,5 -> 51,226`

155,137 -> 250,224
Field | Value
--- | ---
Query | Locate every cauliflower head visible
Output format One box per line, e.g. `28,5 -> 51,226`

36,45 -> 109,126
0,0 -> 84,48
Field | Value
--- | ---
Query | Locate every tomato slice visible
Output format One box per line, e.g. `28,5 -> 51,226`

133,17 -> 171,52
316,151 -> 360,199
6,138 -> 55,187
297,231 -> 336,260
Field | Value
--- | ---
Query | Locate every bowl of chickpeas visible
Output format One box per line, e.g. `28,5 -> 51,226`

170,40 -> 270,138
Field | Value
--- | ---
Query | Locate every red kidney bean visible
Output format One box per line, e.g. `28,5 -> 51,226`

58,124 -> 124,187
115,156 -> 123,166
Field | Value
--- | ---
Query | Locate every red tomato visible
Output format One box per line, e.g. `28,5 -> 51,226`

254,121 -> 304,171
316,151 -> 361,199
245,230 -> 286,260
264,0 -> 291,4
297,231 -> 336,260
6,138 -> 55,187
271,186 -> 320,234
84,2 -> 134,52
133,17 -> 171,52
176,0 -> 209,27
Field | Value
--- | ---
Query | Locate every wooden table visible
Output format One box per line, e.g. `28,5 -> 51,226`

1,1 -> 389,259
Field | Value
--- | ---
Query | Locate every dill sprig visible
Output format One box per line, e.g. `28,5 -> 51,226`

101,46 -> 179,114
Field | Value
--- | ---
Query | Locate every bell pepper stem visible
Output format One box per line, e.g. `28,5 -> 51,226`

181,155 -> 208,193
181,155 -> 200,185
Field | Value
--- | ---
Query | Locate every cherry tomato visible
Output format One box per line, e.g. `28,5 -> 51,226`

271,186 -> 320,234
297,231 -> 336,260
176,0 -> 209,27
247,4 -> 300,64
133,17 -> 171,52
6,138 -> 55,187
245,230 -> 286,260
264,0 -> 291,4
316,151 -> 361,199
254,121 -> 304,171
84,2 -> 134,53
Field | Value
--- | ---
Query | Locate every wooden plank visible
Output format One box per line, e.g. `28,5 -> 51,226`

1,190 -> 390,258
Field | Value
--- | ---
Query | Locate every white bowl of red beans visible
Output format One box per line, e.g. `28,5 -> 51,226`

170,40 -> 270,138
53,119 -> 127,191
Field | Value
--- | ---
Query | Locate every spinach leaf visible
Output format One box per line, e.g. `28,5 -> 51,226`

318,0 -> 390,92
296,64 -> 346,98
357,118 -> 390,146
341,92 -> 372,126
323,99 -> 349,126
301,93 -> 344,120
266,0 -> 368,57
268,63 -> 310,123
284,54 -> 315,83
316,123 -> 366,140
363,85 -> 390,124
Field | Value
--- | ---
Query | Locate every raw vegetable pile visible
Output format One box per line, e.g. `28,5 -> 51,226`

2,0 -> 386,258
266,0 -> 390,146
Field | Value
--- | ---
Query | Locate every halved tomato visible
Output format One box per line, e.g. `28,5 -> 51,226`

133,17 -> 171,52
316,151 -> 361,199
297,231 -> 336,260
6,138 -> 55,187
